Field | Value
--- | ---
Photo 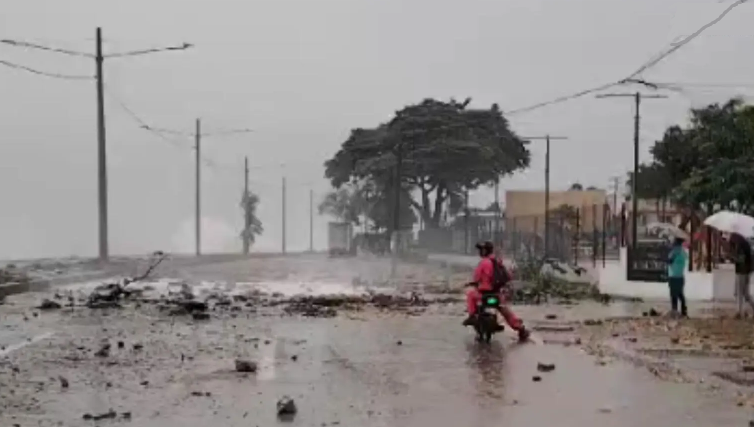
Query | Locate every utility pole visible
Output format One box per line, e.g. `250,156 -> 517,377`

609,176 -> 621,233
494,179 -> 500,249
155,122 -> 253,257
391,145 -> 403,276
521,135 -> 568,258
309,188 -> 314,252
597,92 -> 667,247
1,30 -> 193,262
609,176 -> 620,217
95,28 -> 108,262
195,119 -> 201,257
464,189 -> 470,254
243,156 -> 250,255
282,176 -> 287,255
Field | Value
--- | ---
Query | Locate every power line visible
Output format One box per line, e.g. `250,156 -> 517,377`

506,81 -> 619,115
105,43 -> 193,58
505,0 -> 750,116
0,39 -> 92,57
0,58 -> 93,80
623,0 -> 750,80
104,87 -> 189,149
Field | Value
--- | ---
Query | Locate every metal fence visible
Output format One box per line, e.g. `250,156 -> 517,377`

418,203 -> 621,266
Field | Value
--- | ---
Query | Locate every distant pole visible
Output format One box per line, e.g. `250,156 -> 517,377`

592,203 -> 597,268
521,134 -> 568,259
392,145 -> 403,244
464,189 -> 470,254
195,118 -> 201,256
602,203 -> 607,267
632,93 -> 640,248
494,179 -> 500,248
243,156 -> 250,255
282,176 -> 287,255
95,27 -> 109,262
391,145 -> 402,276
596,92 -> 667,247
309,188 -> 314,252
545,135 -> 550,257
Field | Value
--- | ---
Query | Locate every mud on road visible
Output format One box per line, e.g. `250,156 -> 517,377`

1,256 -> 753,426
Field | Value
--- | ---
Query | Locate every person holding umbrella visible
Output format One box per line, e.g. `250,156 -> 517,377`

730,233 -> 754,316
667,237 -> 688,317
704,210 -> 754,317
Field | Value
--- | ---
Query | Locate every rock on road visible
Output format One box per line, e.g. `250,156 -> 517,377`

0,255 -> 751,426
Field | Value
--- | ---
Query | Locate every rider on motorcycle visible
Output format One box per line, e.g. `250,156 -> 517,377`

463,240 -> 530,342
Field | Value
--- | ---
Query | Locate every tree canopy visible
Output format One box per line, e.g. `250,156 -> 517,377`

324,98 -> 529,228
631,98 -> 754,215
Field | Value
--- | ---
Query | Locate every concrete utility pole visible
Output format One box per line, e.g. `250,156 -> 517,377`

186,123 -> 253,257
195,119 -> 201,256
95,28 -> 108,262
390,145 -> 403,277
609,176 -> 621,216
521,135 -> 569,258
1,29 -> 192,262
309,188 -> 314,253
494,179 -> 501,248
597,92 -> 667,247
243,156 -> 250,255
464,189 -> 470,254
282,176 -> 287,255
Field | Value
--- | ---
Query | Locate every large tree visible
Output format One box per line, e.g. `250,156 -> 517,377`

631,98 -> 754,217
324,98 -> 529,228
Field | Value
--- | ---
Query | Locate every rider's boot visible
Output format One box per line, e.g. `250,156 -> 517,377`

517,326 -> 531,342
462,314 -> 476,326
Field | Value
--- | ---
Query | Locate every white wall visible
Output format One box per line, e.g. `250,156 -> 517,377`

597,247 -> 715,301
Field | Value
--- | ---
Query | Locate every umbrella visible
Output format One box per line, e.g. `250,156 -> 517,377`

646,222 -> 689,240
703,211 -> 754,238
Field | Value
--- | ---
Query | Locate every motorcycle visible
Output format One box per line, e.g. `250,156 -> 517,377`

473,291 -> 503,343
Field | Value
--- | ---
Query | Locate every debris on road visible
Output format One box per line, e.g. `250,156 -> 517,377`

82,409 -> 117,421
277,396 -> 297,417
192,312 -> 211,321
537,362 -> 556,372
38,299 -> 62,310
58,376 -> 69,389
94,342 -> 111,358
235,359 -> 258,373
532,376 -> 542,382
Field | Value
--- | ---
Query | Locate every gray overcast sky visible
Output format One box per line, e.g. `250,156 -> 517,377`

1,0 -> 752,259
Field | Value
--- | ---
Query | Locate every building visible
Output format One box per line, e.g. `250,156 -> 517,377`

624,198 -> 683,229
505,189 -> 608,235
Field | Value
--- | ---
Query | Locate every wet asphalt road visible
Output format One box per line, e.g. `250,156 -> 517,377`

1,255 -> 753,426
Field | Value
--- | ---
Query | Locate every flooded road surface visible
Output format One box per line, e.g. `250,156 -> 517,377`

1,255 -> 752,426
2,311 -> 751,427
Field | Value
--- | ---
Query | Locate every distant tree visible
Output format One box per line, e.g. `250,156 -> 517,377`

318,186 -> 364,225
240,190 -> 264,253
586,186 -> 598,191
569,183 -> 583,191
319,181 -> 415,231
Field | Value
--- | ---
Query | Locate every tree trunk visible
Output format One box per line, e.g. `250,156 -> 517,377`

429,184 -> 447,228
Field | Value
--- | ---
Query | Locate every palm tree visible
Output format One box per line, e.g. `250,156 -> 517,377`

240,190 -> 264,253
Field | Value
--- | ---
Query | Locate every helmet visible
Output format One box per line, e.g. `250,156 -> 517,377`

475,240 -> 494,253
